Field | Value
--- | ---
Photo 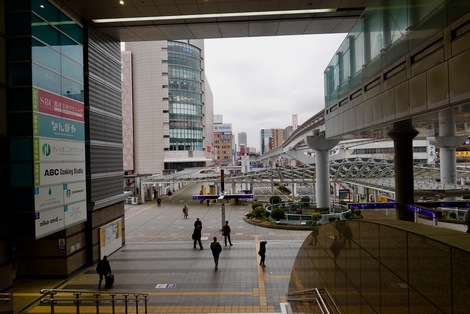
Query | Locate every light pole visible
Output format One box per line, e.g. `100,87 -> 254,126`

220,169 -> 225,229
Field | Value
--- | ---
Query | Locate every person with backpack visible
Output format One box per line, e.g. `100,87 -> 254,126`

96,255 -> 112,290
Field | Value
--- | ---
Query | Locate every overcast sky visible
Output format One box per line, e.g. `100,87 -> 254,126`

204,34 -> 347,151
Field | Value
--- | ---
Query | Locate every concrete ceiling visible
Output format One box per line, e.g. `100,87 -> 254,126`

55,0 -> 368,41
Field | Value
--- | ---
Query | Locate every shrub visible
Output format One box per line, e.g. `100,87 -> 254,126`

276,184 -> 291,195
305,220 -> 316,226
311,212 -> 322,222
343,212 -> 352,219
252,201 -> 263,210
269,195 -> 282,205
449,212 -> 457,219
290,203 -> 302,214
441,210 -> 449,219
353,209 -> 362,217
252,206 -> 266,219
271,207 -> 286,221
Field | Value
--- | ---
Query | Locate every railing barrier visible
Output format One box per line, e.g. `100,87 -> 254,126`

286,288 -> 341,314
39,289 -> 149,314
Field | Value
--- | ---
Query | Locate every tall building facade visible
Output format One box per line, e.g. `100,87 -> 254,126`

238,132 -> 247,154
260,129 -> 270,154
270,128 -> 285,150
123,40 -> 214,175
3,0 -> 126,285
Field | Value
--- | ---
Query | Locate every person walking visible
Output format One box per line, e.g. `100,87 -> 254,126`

221,220 -> 233,246
258,241 -> 267,267
210,237 -> 222,270
96,255 -> 112,290
157,197 -> 161,207
194,217 -> 202,230
192,225 -> 203,250
182,205 -> 189,219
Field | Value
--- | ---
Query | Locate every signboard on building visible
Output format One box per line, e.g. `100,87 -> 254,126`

214,124 -> 232,132
32,87 -> 87,239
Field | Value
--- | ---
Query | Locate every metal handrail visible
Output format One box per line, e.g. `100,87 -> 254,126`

39,289 -> 149,314
287,288 -> 341,314
0,292 -> 12,301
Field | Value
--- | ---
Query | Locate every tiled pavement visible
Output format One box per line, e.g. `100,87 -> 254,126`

14,184 -> 311,313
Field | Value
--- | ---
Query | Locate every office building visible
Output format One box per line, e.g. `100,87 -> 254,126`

214,122 -> 234,166
123,41 -> 214,175
270,128 -> 285,150
4,2 -> 126,282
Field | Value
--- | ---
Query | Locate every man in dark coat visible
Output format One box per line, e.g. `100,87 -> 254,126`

192,225 -> 203,250
96,255 -> 112,290
194,218 -> 202,230
210,237 -> 222,270
258,241 -> 267,267
221,220 -> 233,246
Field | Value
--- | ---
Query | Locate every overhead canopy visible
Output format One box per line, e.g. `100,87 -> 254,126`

142,158 -> 470,197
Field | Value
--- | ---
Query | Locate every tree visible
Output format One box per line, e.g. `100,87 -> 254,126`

269,195 -> 281,205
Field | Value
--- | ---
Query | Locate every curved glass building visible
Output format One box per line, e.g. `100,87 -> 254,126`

167,41 -> 204,153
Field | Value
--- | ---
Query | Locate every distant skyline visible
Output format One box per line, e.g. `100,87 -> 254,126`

204,34 -> 347,150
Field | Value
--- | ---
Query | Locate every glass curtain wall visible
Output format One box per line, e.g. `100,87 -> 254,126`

324,0 -> 470,108
167,41 -> 203,152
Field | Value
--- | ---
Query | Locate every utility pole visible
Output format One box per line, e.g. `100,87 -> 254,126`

220,169 -> 225,229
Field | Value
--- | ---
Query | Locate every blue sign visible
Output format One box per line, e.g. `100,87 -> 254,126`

406,204 -> 442,218
348,202 -> 398,210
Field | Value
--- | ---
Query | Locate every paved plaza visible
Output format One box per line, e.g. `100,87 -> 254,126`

14,184 -> 311,313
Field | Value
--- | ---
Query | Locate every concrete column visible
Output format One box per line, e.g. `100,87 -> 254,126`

428,109 -> 467,201
306,134 -> 339,212
292,183 -> 297,197
388,119 -> 418,221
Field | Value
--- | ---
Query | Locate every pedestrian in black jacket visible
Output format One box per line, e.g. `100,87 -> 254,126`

258,241 -> 267,267
210,237 -> 222,270
192,225 -> 203,250
96,255 -> 112,290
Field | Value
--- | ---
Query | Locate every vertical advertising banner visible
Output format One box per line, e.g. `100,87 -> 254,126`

33,87 -> 87,239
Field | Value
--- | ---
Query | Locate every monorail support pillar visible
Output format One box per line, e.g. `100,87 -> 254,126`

306,134 -> 339,213
388,119 -> 418,221
428,109 -> 467,201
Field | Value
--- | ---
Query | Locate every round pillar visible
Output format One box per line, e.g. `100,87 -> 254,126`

306,134 -> 339,212
388,120 -> 418,221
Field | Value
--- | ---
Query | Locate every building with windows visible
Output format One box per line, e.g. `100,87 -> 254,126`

270,128 -> 285,150
214,123 -> 234,166
123,41 -> 214,175
4,1 -> 126,281
260,129 -> 270,155
238,132 -> 247,152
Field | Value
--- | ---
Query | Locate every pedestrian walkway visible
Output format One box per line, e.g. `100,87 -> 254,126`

15,184 -> 311,313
